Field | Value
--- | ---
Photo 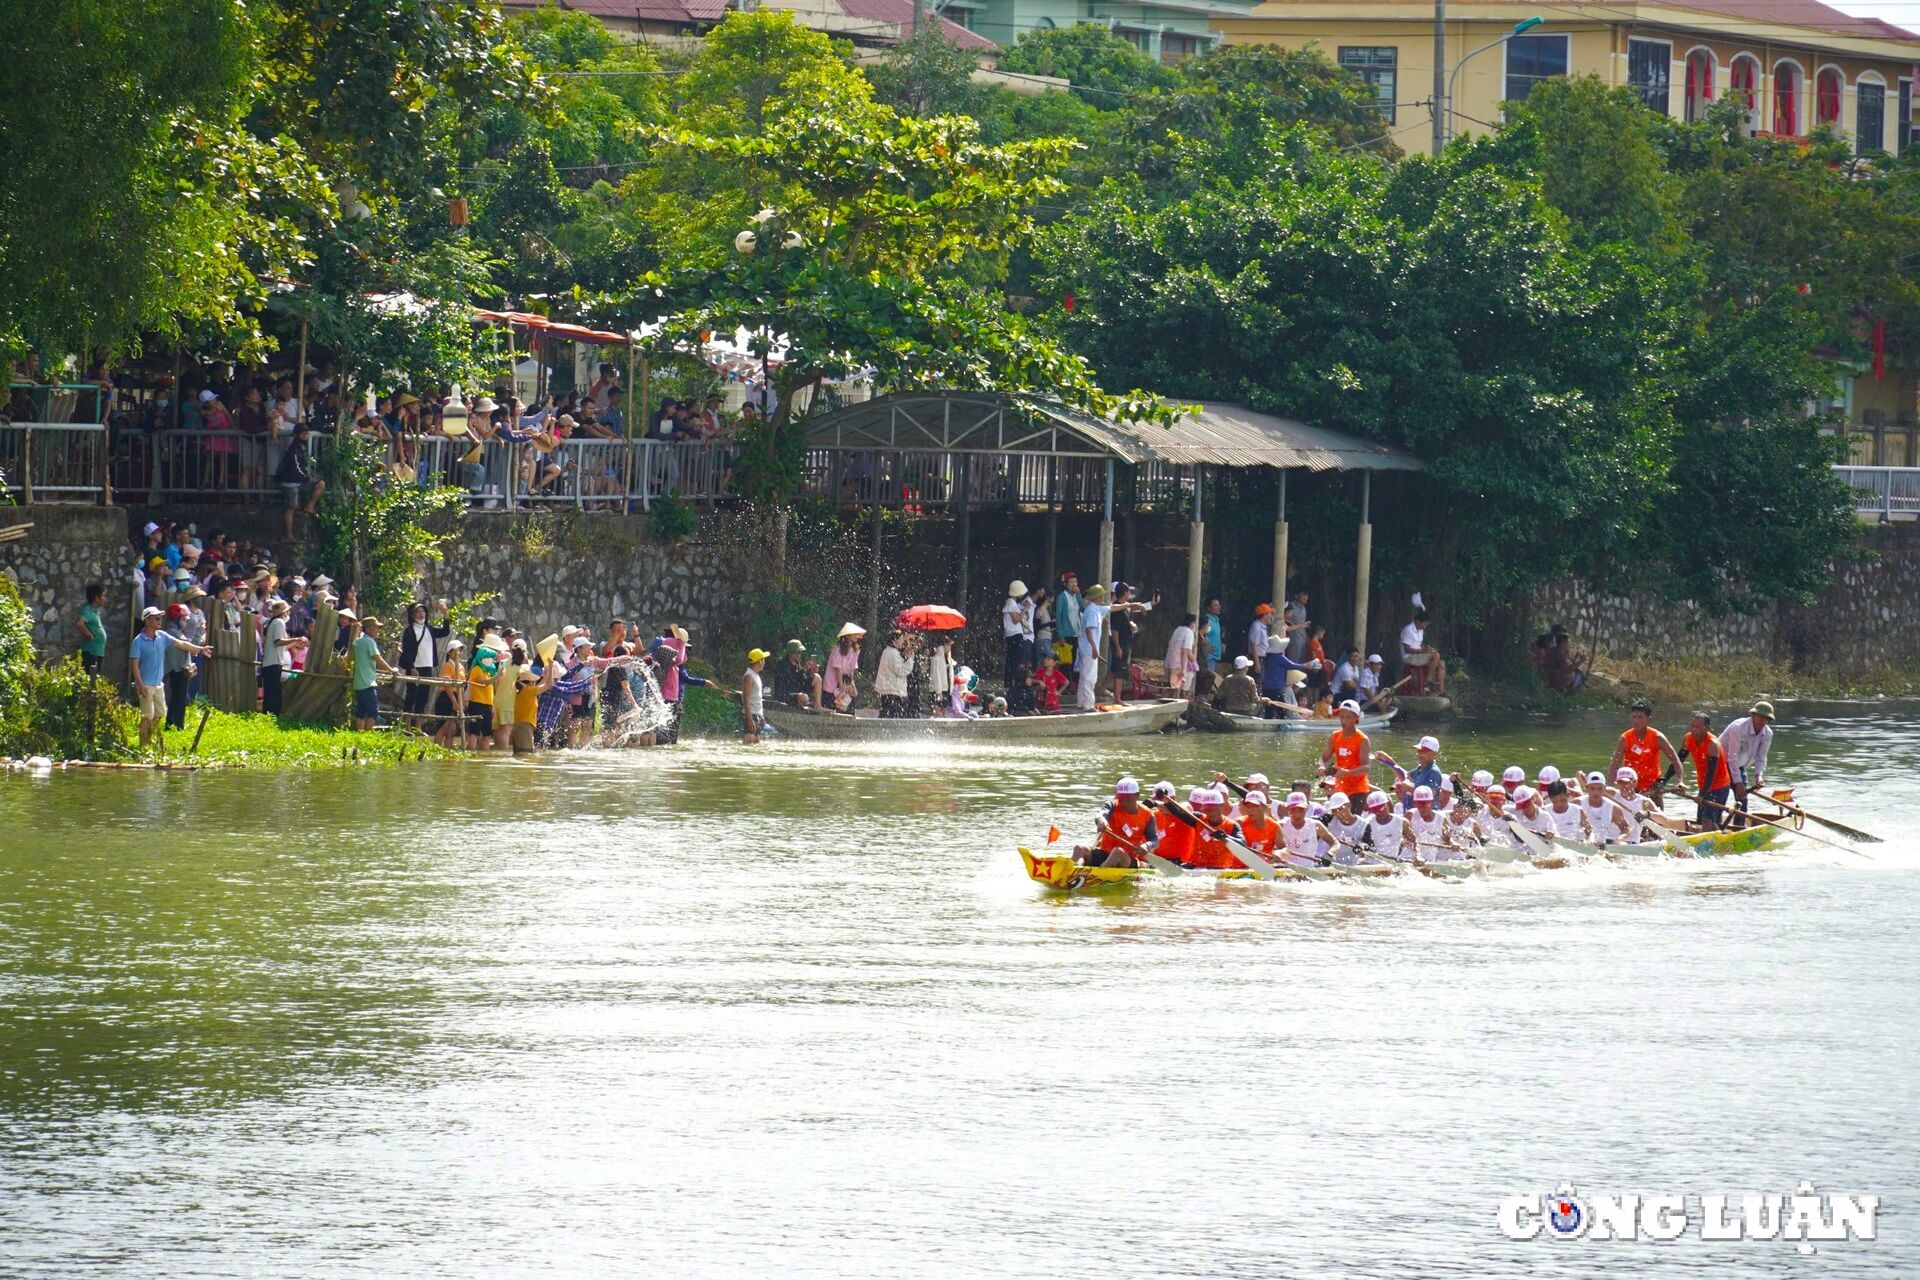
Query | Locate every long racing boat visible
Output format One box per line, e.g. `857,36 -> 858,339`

764,698 -> 1186,741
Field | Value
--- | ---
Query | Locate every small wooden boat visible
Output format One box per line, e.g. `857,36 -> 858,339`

765,698 -> 1186,741
1217,706 -> 1399,734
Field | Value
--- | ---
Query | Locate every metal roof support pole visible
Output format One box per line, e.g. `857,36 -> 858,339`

1271,468 -> 1289,609
956,456 -> 971,615
1353,470 -> 1373,658
868,501 -> 883,639
1097,458 -> 1115,601
1186,464 -> 1205,622
1043,457 -> 1058,599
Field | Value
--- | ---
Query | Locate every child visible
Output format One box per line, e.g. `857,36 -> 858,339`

1006,658 -> 1033,714
742,647 -> 768,745
1027,650 -> 1068,713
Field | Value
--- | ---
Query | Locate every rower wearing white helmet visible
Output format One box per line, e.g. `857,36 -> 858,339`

1075,775 -> 1158,867
1279,793 -> 1336,865
1509,785 -> 1557,837
1475,785 -> 1519,846
1237,791 -> 1281,858
1578,771 -> 1634,843
1541,778 -> 1589,839
1324,793 -> 1370,861
1363,790 -> 1409,857
1405,785 -> 1459,859
1501,765 -> 1527,795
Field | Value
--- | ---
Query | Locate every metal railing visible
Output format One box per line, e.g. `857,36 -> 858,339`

0,423 -> 109,504
1836,465 -> 1920,520
5,381 -> 108,424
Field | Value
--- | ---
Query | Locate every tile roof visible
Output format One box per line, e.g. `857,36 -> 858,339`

834,0 -> 999,50
1649,0 -> 1920,43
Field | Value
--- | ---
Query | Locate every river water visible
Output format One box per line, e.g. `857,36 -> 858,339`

1,703 -> 1915,1277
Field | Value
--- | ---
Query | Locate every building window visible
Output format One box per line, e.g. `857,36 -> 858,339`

1504,33 -> 1568,103
1683,50 -> 1714,122
1627,39 -> 1671,115
1857,79 -> 1886,154
1729,56 -> 1759,134
1900,78 -> 1912,154
1160,31 -> 1200,65
1773,62 -> 1801,135
1815,68 -> 1842,126
1338,46 -> 1398,123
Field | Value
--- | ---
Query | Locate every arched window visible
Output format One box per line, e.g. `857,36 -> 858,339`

1684,49 -> 1715,122
1773,61 -> 1803,135
1730,56 -> 1760,134
1857,75 -> 1887,154
1816,67 -> 1843,126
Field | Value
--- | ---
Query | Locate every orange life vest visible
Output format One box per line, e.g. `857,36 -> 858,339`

1683,730 -> 1732,791
1187,817 -> 1243,870
1098,802 -> 1155,856
1155,811 -> 1195,865
1329,728 -> 1371,796
1238,815 -> 1280,855
1620,727 -> 1663,790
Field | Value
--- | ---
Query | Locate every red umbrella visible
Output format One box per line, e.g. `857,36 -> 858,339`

896,605 -> 967,631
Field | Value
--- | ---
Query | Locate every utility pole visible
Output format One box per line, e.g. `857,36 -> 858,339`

912,0 -> 925,32
1431,0 -> 1447,155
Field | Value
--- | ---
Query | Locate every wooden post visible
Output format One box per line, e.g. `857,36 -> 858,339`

1185,464 -> 1205,620
955,458 -> 971,610
1096,458 -> 1115,592
622,337 -> 638,511
1353,470 -> 1373,655
1043,461 -> 1058,592
1271,468 -> 1289,607
867,502 -> 883,636
188,703 -> 212,755
295,318 -> 308,430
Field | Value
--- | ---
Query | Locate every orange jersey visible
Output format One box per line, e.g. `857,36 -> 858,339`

1328,728 -> 1371,796
1619,727 -> 1663,790
1154,810 -> 1195,865
1683,730 -> 1732,791
1187,818 -> 1243,870
1097,802 -> 1156,856
1237,816 -> 1280,856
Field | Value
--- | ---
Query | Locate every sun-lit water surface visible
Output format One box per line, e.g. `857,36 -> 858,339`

1,702 -> 1917,1278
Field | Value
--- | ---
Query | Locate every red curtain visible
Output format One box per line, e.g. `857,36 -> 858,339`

1816,70 -> 1841,124
1686,55 -> 1713,119
1774,66 -> 1798,135
1731,59 -> 1756,112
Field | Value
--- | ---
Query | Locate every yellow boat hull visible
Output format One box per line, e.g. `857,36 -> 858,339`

1017,847 -> 1285,891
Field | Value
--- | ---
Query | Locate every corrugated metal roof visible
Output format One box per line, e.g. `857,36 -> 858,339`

1034,400 -> 1424,473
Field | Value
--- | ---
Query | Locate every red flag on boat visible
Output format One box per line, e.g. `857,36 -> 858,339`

1046,826 -> 1062,845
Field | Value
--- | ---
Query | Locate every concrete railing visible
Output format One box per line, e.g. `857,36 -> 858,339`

1836,465 -> 1920,521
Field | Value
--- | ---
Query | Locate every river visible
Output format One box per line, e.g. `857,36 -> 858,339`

1,703 -> 1915,1277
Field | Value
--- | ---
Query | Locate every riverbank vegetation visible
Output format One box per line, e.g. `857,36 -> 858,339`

160,707 -> 450,768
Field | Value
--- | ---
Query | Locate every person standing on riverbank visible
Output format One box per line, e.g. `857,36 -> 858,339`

1165,612 -> 1197,697
1075,584 -> 1109,711
131,606 -> 210,750
75,583 -> 108,676
1202,597 -> 1224,674
1055,572 -> 1081,672
743,648 -> 769,744
1002,580 -> 1033,697
351,616 -> 398,732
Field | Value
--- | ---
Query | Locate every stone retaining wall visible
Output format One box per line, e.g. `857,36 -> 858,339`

0,507 -> 134,679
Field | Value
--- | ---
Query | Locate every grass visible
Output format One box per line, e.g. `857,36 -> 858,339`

147,705 -> 454,768
680,681 -> 742,735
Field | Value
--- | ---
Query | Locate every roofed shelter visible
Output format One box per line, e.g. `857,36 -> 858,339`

802,391 -> 1423,649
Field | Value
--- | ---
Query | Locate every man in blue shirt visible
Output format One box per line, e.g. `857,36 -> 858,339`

1054,570 -> 1081,666
130,605 -> 210,750
1377,735 -> 1447,810
1201,596 -> 1224,672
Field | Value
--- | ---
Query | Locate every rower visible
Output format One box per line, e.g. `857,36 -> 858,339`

1608,766 -> 1677,836
1321,699 -> 1374,814
1376,735 -> 1445,810
1445,783 -> 1480,843
1155,787 -> 1199,866
1681,711 -> 1735,830
1324,793 -> 1371,863
1541,779 -> 1589,840
1279,793 -> 1335,865
1501,765 -> 1527,796
1609,700 -> 1683,803
1362,790 -> 1409,859
1232,772 -> 1274,825
1508,785 -> 1557,839
1238,791 -> 1282,857
1577,770 -> 1634,844
1475,785 -> 1518,847
1186,788 -> 1243,870
1535,764 -> 1562,794
1719,701 -> 1774,827
1406,785 -> 1460,860
1075,775 -> 1158,868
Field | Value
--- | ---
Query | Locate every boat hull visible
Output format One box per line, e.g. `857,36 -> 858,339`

1217,707 -> 1399,734
766,699 -> 1186,740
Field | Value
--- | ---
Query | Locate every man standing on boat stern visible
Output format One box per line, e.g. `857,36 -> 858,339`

1610,700 -> 1684,803
1321,700 -> 1375,811
1720,701 -> 1775,826
1682,712 -> 1736,829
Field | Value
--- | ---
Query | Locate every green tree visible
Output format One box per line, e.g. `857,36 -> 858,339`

995,24 -> 1177,106
312,434 -> 468,617
864,26 -> 984,118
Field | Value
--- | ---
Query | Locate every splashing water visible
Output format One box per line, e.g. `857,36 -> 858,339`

603,660 -> 674,745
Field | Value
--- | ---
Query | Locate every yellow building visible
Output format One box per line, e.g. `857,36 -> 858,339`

1214,0 -> 1920,156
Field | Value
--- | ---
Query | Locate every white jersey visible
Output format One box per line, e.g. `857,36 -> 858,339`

1545,803 -> 1586,839
1280,817 -> 1319,858
1407,809 -> 1451,852
1328,814 -> 1370,860
1512,805 -> 1556,836
1580,796 -> 1629,842
1475,807 -> 1519,847
1364,812 -> 1407,855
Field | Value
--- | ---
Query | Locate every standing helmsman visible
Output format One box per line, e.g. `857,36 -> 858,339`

1720,701 -> 1775,827
1609,700 -> 1684,805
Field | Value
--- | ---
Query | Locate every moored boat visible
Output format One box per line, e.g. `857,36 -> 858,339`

1217,706 -> 1399,734
766,698 -> 1186,741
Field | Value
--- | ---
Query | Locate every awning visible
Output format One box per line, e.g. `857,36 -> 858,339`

1034,400 -> 1424,473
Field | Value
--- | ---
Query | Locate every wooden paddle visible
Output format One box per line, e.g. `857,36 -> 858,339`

1096,815 -> 1184,879
1761,793 -> 1883,844
1160,798 -> 1278,880
1672,788 -> 1871,859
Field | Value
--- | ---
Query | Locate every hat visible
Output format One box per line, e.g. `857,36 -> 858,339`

287,576 -> 306,589
1111,581 -> 1132,597
141,606 -> 163,621
1337,699 -> 1362,715
336,609 -> 358,623
1511,785 -> 1536,804
1440,775 -> 1456,793
1366,791 -> 1391,811
536,634 -> 561,664
1115,776 -> 1141,796
1537,765 -> 1561,785
185,585 -> 207,600
1366,653 -> 1383,664
1008,579 -> 1028,598
1416,735 -> 1440,753
1412,785 -> 1435,803
748,648 -> 770,663
447,638 -> 466,652
1327,793 -> 1352,809
837,622 -> 867,639
1190,787 -> 1223,807
473,397 -> 499,414
1585,771 -> 1607,786
1486,785 -> 1508,800
1232,655 -> 1253,670
572,635 -> 594,651
268,599 -> 290,615
312,574 -> 333,588
561,625 -> 582,640
1502,766 -> 1526,784
1615,766 -> 1637,784
1254,603 -> 1273,617
670,624 -> 690,645
250,568 -> 270,583
167,602 -> 188,619
517,666 -> 539,684
361,615 -> 381,629
1310,804 -> 1327,820
147,556 -> 167,572
1084,584 -> 1107,601
1284,792 -> 1307,809
1266,635 -> 1287,655
1471,770 -> 1493,789
784,638 -> 806,653
556,413 -> 577,429
394,393 -> 420,409
1246,773 -> 1269,787
143,521 -> 161,537
1061,570 -> 1079,583
198,388 -> 217,403
1749,700 -> 1775,720
1286,668 -> 1307,687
